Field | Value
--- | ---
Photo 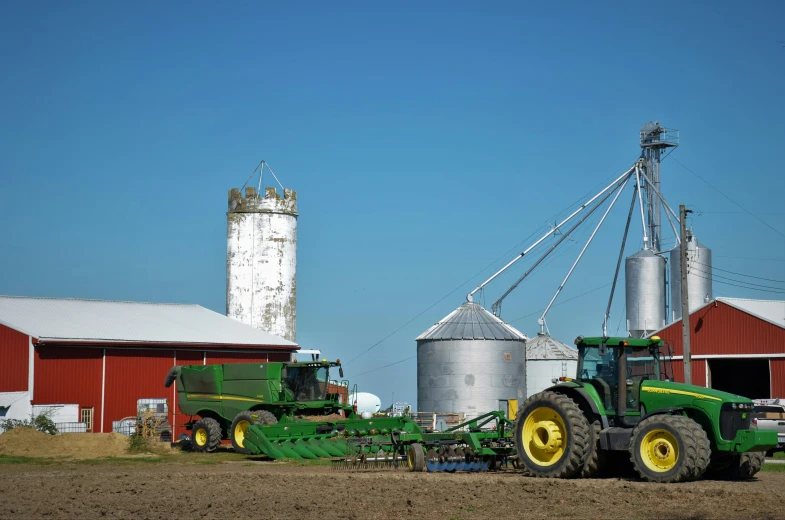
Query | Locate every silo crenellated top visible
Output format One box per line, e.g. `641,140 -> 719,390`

416,302 -> 528,342
228,186 -> 298,215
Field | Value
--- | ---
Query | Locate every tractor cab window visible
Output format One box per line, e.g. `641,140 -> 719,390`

579,345 -> 618,386
284,366 -> 329,401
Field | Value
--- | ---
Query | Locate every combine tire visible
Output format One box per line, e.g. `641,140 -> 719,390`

231,411 -> 278,454
191,417 -> 222,453
707,451 -> 765,480
630,415 -> 710,483
407,443 -> 425,472
514,391 -> 591,478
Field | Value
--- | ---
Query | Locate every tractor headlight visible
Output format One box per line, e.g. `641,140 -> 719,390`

731,403 -> 737,409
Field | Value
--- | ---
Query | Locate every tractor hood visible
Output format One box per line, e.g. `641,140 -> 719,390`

641,380 -> 752,404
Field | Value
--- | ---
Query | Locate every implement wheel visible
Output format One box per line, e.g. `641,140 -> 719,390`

407,443 -> 425,472
191,417 -> 222,453
514,391 -> 591,478
629,415 -> 710,483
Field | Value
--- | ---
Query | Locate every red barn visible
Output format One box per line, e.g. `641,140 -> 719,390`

0,296 -> 298,436
653,298 -> 785,400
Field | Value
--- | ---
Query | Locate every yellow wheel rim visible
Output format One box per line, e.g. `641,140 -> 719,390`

194,427 -> 208,447
522,407 -> 567,467
640,428 -> 679,472
407,448 -> 416,468
234,420 -> 250,448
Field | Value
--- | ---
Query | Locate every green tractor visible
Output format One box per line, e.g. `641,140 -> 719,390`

515,335 -> 776,483
164,359 -> 354,454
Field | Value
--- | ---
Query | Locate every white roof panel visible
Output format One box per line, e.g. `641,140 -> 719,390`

0,391 -> 29,408
525,333 -> 579,360
0,296 -> 296,348
717,297 -> 785,330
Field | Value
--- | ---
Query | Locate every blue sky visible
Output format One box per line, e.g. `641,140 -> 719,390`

1,1 -> 784,408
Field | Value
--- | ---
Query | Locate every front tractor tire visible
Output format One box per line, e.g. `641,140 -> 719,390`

191,417 -> 222,453
629,415 -> 711,483
515,391 -> 591,478
231,410 -> 278,455
707,451 -> 765,481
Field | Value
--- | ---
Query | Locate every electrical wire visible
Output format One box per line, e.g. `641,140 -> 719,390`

688,265 -> 785,292
353,356 -> 417,379
688,270 -> 785,295
690,260 -> 785,284
671,157 -> 785,240
507,282 -> 613,324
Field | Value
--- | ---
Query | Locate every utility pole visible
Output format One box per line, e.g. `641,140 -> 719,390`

679,205 -> 693,385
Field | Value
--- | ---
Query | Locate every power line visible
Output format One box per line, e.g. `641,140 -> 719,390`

715,256 -> 785,263
353,356 -> 416,379
689,264 -> 785,291
507,282 -> 613,324
689,270 -> 785,295
692,260 -> 785,284
671,157 -> 785,240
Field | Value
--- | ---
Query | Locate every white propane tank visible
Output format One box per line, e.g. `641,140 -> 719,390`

350,392 -> 382,414
361,411 -> 373,419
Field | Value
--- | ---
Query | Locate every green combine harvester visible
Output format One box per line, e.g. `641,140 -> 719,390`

164,359 -> 355,453
167,336 -> 777,482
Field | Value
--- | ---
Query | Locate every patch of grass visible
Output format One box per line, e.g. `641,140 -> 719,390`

772,452 -> 785,459
288,458 -> 332,466
459,506 -> 476,512
127,435 -> 152,454
761,463 -> 785,472
0,455 -> 58,465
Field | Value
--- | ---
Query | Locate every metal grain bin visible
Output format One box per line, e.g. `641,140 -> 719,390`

525,333 -> 578,397
626,248 -> 666,338
670,233 -> 712,321
416,302 -> 526,419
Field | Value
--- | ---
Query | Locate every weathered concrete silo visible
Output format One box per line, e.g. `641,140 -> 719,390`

416,302 -> 527,419
525,333 -> 579,397
227,186 -> 298,342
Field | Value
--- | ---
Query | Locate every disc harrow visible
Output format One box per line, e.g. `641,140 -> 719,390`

240,410 -> 517,473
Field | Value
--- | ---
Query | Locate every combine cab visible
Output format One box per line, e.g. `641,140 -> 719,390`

165,359 -> 354,453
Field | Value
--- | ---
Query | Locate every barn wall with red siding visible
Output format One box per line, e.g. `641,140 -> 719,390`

0,323 -> 29,392
669,359 -> 707,387
656,301 -> 785,356
103,349 -> 175,433
33,346 -> 103,427
268,352 -> 292,362
771,360 -> 785,399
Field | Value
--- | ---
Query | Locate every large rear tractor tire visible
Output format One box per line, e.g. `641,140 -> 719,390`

707,451 -> 765,480
629,415 -> 711,483
514,391 -> 591,478
191,417 -> 222,453
407,443 -> 425,472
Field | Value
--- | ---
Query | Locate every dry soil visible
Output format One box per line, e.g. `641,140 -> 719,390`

0,459 -> 783,520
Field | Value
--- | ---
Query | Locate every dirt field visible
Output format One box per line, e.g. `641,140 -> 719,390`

1,457 -> 783,520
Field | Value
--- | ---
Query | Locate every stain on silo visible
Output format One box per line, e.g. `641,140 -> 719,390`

464,374 -> 475,386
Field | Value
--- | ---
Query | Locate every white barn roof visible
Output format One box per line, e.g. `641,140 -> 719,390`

0,296 -> 297,348
525,333 -> 578,360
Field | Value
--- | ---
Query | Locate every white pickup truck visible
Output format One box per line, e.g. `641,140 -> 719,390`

752,401 -> 785,455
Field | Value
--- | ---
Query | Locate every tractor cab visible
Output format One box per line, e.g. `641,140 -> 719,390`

574,336 -> 670,423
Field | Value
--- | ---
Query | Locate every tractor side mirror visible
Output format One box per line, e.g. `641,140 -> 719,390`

626,379 -> 634,386
339,367 -> 344,378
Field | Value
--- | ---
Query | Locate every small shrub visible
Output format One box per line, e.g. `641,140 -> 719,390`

0,410 -> 58,435
127,434 -> 151,454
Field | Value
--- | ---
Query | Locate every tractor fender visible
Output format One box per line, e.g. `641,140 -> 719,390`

640,406 -> 685,421
549,386 -> 608,429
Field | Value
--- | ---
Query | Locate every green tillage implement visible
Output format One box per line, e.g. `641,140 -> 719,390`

242,410 -> 517,472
